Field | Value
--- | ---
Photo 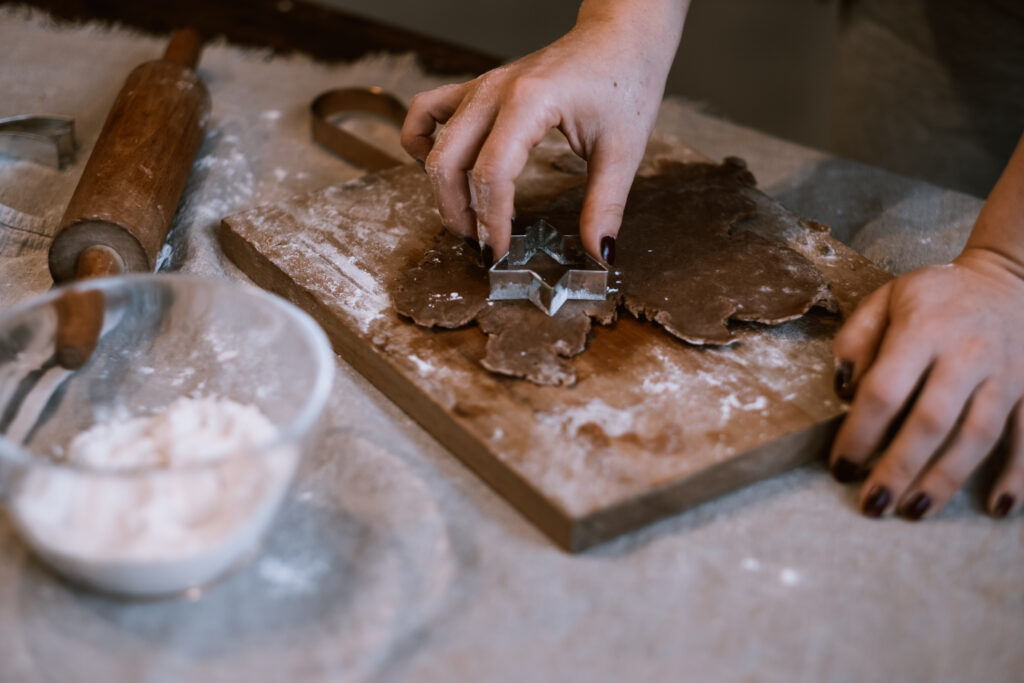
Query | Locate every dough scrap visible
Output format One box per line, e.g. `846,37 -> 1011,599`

477,298 -> 620,387
392,160 -> 837,385
391,237 -> 489,328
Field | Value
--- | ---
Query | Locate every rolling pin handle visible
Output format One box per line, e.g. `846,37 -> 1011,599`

162,28 -> 203,69
75,244 -> 125,279
54,246 -> 125,370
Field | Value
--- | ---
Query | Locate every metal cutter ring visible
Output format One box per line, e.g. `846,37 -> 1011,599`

310,87 -> 408,171
0,115 -> 76,169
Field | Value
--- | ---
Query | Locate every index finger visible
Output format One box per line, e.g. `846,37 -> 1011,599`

400,83 -> 468,162
470,97 -> 559,261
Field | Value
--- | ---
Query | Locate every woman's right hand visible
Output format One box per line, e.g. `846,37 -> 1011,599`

400,0 -> 689,267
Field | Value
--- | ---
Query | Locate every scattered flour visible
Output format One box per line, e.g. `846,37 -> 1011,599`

155,242 -> 173,271
539,399 -> 638,439
289,231 -> 390,333
9,396 -> 298,597
720,393 -> 768,422
257,554 -> 329,596
779,567 -> 802,587
407,354 -> 435,376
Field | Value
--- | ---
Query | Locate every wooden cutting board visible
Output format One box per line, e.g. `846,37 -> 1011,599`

220,138 -> 890,551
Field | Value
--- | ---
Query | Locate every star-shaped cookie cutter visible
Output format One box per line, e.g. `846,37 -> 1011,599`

488,219 -> 608,316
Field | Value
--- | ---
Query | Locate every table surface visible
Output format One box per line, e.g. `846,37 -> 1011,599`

0,5 -> 1021,683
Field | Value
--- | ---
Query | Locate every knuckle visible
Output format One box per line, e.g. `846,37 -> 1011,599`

924,461 -> 962,494
857,379 -> 900,415
956,336 -> 989,365
470,72 -> 504,100
885,454 -> 923,484
913,403 -> 950,437
399,129 -> 422,153
590,200 -> 626,222
408,91 -> 429,112
470,158 -> 503,188
962,382 -> 1011,443
962,410 -> 1004,445
506,76 -> 546,105
423,149 -> 449,178
962,335 -> 985,355
898,306 -> 931,331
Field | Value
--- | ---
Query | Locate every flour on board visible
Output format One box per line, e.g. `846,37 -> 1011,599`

288,232 -> 390,333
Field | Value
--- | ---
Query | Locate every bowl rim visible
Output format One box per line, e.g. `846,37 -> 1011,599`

0,273 -> 335,476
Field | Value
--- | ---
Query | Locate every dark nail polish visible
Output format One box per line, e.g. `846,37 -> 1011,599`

463,236 -> 480,252
600,235 -> 616,266
899,491 -> 932,521
833,360 -> 854,400
481,243 -> 494,270
831,457 -> 861,483
992,493 -> 1015,519
862,485 -> 892,518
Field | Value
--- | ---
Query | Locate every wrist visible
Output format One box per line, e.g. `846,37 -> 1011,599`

961,133 -> 1024,277
954,246 -> 1024,283
574,0 -> 688,69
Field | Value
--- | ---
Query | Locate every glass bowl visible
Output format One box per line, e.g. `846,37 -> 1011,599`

0,274 -> 334,598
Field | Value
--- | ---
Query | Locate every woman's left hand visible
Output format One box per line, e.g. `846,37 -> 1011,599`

830,246 -> 1024,520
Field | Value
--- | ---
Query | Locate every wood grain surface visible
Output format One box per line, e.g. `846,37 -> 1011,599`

220,138 -> 890,551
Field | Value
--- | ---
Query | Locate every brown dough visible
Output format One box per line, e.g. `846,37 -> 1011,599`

477,298 -> 620,386
617,160 -> 836,344
392,235 -> 489,328
392,159 -> 836,385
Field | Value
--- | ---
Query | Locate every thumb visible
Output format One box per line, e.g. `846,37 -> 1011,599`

579,138 -> 644,266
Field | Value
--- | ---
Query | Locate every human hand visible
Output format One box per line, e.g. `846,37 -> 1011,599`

830,247 -> 1024,520
400,0 -> 687,267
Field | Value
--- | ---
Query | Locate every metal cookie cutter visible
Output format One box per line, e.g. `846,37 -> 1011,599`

311,87 -> 408,171
0,115 -> 76,169
489,219 -> 608,316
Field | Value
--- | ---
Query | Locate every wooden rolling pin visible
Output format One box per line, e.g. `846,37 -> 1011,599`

49,29 -> 210,368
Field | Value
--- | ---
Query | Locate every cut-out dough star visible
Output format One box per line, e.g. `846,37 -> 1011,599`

488,219 -> 609,315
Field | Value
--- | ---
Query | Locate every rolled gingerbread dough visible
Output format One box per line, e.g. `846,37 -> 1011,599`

392,159 -> 837,386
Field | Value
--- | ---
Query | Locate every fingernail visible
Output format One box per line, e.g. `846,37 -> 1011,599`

862,485 -> 892,518
833,360 -> 854,400
831,457 -> 861,483
600,235 -> 616,266
463,236 -> 480,252
899,491 -> 932,521
992,493 -> 1015,519
481,243 -> 494,270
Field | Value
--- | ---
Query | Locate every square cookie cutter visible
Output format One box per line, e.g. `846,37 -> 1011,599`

488,219 -> 608,316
